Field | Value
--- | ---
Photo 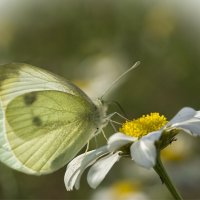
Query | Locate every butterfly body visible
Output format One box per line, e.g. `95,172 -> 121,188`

0,63 -> 108,175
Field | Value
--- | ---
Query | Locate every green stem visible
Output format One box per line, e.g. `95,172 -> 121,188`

153,155 -> 183,200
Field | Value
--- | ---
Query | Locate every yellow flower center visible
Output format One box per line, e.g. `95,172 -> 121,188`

120,113 -> 168,138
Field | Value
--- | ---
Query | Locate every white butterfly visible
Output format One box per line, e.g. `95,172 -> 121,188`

0,62 -> 139,175
0,63 -> 108,175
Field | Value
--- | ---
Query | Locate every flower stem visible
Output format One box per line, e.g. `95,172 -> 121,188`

153,155 -> 183,200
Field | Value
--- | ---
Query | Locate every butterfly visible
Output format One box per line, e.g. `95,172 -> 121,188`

0,63 -> 108,175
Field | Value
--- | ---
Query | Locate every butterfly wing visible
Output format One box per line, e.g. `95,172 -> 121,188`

0,63 -> 92,106
0,63 -> 103,175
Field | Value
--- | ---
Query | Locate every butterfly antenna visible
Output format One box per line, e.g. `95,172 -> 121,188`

106,100 -> 128,118
100,61 -> 141,99
110,100 -> 128,118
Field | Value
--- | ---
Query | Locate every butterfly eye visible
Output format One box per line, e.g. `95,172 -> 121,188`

94,127 -> 99,135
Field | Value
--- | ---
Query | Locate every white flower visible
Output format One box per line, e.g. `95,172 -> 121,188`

64,107 -> 200,190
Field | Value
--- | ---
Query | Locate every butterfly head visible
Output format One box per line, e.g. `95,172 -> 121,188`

93,98 -> 108,133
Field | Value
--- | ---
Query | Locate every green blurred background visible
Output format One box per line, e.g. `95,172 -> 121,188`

1,0 -> 200,199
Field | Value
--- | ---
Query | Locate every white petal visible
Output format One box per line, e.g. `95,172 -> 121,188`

171,118 -> 200,136
195,111 -> 200,118
87,152 -> 121,189
64,146 -> 108,191
168,107 -> 196,126
167,108 -> 200,136
143,130 -> 162,141
130,131 -> 162,168
108,132 -> 136,152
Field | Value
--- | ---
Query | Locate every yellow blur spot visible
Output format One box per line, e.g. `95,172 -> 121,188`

112,180 -> 140,197
145,5 -> 175,39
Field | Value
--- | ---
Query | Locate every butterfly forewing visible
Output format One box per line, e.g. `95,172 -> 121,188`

0,63 -> 93,107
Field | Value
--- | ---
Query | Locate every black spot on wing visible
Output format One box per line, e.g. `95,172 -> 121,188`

24,93 -> 37,105
32,116 -> 42,127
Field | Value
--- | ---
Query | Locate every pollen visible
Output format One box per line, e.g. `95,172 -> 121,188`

120,113 -> 168,138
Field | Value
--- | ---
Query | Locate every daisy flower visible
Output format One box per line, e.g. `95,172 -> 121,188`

64,107 -> 200,199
